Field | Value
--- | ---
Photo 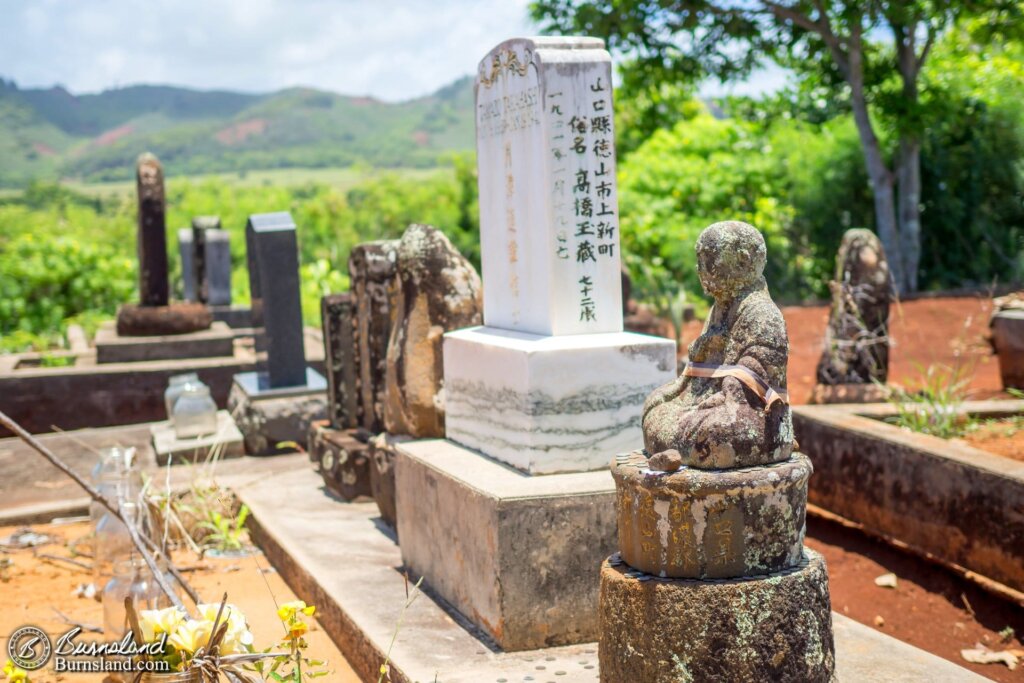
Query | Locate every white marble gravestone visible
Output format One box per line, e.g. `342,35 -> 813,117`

443,37 -> 676,474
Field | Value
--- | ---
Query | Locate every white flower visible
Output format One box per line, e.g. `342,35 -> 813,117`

138,606 -> 187,643
196,603 -> 254,654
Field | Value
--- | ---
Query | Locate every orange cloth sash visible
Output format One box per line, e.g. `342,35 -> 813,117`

682,361 -> 789,412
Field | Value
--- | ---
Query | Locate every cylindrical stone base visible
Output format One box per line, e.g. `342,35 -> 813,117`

599,548 -> 835,683
612,452 -> 811,578
116,302 -> 213,336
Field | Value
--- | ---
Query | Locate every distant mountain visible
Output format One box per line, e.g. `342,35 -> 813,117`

0,76 -> 476,187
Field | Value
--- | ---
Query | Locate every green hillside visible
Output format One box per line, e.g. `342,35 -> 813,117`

0,76 -> 475,187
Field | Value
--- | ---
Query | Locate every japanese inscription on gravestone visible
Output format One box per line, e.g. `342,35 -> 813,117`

475,37 -> 622,335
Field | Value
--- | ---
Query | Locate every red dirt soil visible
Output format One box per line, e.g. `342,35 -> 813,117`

960,419 -> 1024,461
807,515 -> 1024,682
680,295 -> 1006,405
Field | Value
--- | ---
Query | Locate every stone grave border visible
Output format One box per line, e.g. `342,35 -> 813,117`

794,399 -> 1024,598
0,328 -> 325,437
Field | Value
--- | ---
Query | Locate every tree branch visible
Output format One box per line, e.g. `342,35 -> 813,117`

917,22 -> 937,70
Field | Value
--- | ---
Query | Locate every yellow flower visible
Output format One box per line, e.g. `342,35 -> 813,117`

276,601 -> 315,621
168,619 -> 213,655
196,603 -> 254,654
3,660 -> 29,683
286,620 -> 309,640
139,606 -> 187,643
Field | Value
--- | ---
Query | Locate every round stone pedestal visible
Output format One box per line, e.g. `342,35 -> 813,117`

116,302 -> 213,336
599,549 -> 835,683
612,452 -> 811,578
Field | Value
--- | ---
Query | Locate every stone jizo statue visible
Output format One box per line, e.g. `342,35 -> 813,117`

641,221 -> 793,470
816,228 -> 891,386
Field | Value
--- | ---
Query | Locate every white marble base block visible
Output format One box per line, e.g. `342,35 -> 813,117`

443,326 -> 675,474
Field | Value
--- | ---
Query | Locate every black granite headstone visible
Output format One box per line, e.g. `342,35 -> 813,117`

245,219 -> 264,328
321,294 -> 359,429
136,153 -> 169,306
204,229 -> 232,306
191,216 -> 220,304
245,212 -> 306,388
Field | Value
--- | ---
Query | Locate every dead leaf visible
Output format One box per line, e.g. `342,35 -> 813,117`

874,572 -> 898,589
961,643 -> 1018,670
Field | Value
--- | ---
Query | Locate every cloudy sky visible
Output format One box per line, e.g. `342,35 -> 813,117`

0,0 -> 538,101
0,0 -> 785,101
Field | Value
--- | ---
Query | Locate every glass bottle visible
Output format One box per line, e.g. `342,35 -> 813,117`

95,500 -> 144,590
90,447 -> 140,530
164,373 -> 200,420
102,557 -> 175,640
172,385 -> 218,439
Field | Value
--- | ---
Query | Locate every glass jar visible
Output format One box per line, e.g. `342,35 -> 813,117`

164,373 -> 200,420
172,385 -> 218,439
90,447 -> 141,530
95,501 -> 144,590
102,557 -> 175,640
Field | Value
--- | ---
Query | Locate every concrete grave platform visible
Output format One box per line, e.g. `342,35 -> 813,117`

794,399 -> 1024,594
95,320 -> 235,363
395,438 -> 617,651
232,467 -> 987,683
149,410 -> 244,465
0,327 -> 325,437
228,370 -> 328,455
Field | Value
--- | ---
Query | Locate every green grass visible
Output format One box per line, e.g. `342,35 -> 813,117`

59,166 -> 451,200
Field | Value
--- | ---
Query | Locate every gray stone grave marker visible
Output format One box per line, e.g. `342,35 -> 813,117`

136,153 -> 169,307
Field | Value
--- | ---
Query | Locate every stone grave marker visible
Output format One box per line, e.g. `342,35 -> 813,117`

348,240 -> 398,434
602,222 -> 834,682
178,228 -> 197,301
136,153 -> 169,307
107,153 -> 220,348
396,37 -> 677,652
442,36 -> 676,474
321,293 -> 359,430
813,228 -> 892,403
204,229 -> 232,307
230,212 -> 326,454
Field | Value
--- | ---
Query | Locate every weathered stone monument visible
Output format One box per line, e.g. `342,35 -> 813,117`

396,37 -> 676,651
812,228 -> 892,403
308,293 -> 373,502
600,221 -> 835,682
229,212 -> 326,455
97,154 -> 233,362
190,216 -> 233,307
383,224 -> 483,438
348,241 -> 399,434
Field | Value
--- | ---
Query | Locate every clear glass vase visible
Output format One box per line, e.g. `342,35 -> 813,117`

102,557 -> 175,640
95,501 -> 144,590
164,373 -> 200,420
172,385 -> 218,439
89,447 -> 140,531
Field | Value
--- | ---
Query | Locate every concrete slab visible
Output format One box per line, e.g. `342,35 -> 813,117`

95,321 -> 235,363
0,329 -> 325,437
0,418 -> 309,523
233,468 -> 986,683
794,399 -> 1024,593
395,439 -> 617,651
150,410 -> 245,465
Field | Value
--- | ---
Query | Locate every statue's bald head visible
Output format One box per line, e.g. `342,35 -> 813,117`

695,221 -> 766,300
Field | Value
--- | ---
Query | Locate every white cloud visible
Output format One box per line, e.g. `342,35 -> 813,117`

0,0 -> 537,100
